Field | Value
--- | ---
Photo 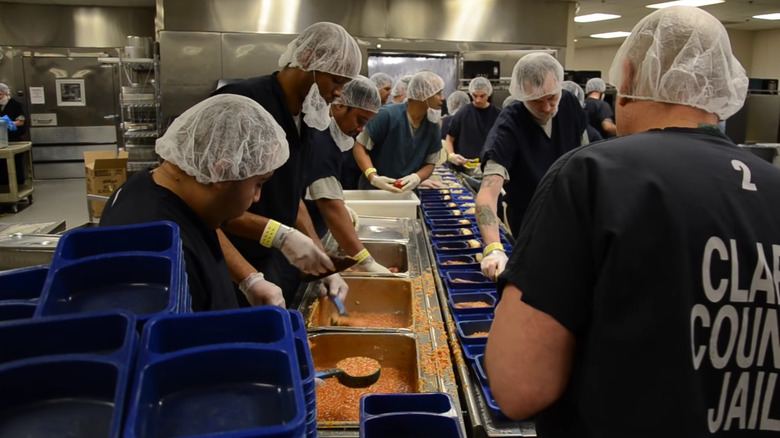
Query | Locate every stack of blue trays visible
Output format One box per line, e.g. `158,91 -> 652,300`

124,306 -> 307,438
359,393 -> 463,438
0,310 -> 138,438
34,221 -> 191,324
0,265 -> 48,322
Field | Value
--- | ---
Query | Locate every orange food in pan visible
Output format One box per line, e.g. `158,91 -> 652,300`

454,301 -> 491,308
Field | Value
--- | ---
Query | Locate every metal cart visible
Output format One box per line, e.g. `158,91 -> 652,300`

0,142 -> 34,213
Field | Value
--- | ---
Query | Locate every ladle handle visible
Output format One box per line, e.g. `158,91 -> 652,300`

315,368 -> 344,380
331,296 -> 348,316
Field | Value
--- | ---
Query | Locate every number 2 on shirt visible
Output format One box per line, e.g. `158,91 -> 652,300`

731,159 -> 757,192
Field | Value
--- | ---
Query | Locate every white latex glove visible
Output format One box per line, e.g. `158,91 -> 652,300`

481,250 -> 509,281
448,153 -> 468,166
319,273 -> 349,302
238,272 -> 285,307
398,173 -> 421,193
277,228 -> 335,275
354,257 -> 392,273
419,179 -> 444,189
344,205 -> 360,231
370,174 -> 402,193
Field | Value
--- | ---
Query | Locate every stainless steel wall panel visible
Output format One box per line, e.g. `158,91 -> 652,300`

221,33 -> 295,79
30,127 -> 116,145
0,4 -> 154,48
32,143 -> 117,162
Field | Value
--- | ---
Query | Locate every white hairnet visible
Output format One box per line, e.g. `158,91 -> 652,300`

447,91 -> 471,115
407,71 -> 445,101
278,22 -> 361,79
509,52 -> 563,102
156,95 -> 289,184
608,6 -> 747,119
0,83 -> 9,94
503,95 -> 518,108
370,72 -> 393,90
333,76 -> 382,113
562,81 -> 585,107
585,78 -> 606,94
391,75 -> 413,98
469,77 -> 493,96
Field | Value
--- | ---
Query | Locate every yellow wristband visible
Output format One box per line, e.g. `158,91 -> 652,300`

483,242 -> 505,256
364,167 -> 377,179
260,220 -> 281,248
353,248 -> 371,263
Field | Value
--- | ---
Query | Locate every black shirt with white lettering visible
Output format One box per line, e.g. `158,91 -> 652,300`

499,127 -> 780,437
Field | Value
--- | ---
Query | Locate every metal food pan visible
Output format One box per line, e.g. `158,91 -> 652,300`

355,216 -> 409,242
342,241 -> 409,277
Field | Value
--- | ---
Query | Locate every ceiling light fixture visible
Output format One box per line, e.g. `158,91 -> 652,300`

575,13 -> 621,23
753,12 -> 780,20
647,0 -> 724,9
590,31 -> 632,39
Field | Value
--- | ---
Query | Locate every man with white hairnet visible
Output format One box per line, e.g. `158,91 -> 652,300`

445,77 -> 502,165
485,7 -> 780,436
561,80 -> 602,143
304,77 -> 391,273
441,90 -> 470,140
353,71 -> 444,193
476,52 -> 588,280
584,77 -> 616,138
100,95 -> 289,311
212,22 -> 360,305
370,72 -> 394,105
389,75 -> 413,104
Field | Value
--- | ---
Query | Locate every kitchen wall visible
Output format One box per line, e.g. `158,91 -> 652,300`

571,28 -> 779,84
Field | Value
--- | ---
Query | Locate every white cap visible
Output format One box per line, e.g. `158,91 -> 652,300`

608,6 -> 747,119
509,52 -> 563,102
391,75 -> 413,98
333,76 -> 382,113
585,78 -> 606,94
469,77 -> 493,96
407,71 -> 445,101
156,95 -> 289,184
370,72 -> 393,90
278,22 -> 361,79
447,91 -> 471,115
561,81 -> 585,107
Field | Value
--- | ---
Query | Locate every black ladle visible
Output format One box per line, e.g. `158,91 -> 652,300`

315,357 -> 381,388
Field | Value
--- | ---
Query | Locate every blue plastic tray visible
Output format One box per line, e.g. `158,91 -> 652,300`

433,240 -> 482,256
451,312 -> 494,325
421,201 -> 461,210
360,413 -> 462,438
436,254 -> 480,272
445,271 -> 494,290
461,342 -> 485,361
424,209 -> 467,219
456,319 -> 492,345
429,218 -> 474,229
360,393 -> 457,420
0,265 -> 48,302
0,303 -> 36,323
448,292 -> 496,315
125,347 -> 306,438
54,221 -> 179,262
430,228 -> 477,242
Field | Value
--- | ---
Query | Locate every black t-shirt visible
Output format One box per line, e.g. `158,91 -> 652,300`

500,127 -> 780,437
441,115 -> 454,140
1,97 -> 26,141
99,170 -> 238,312
448,104 -> 502,159
481,90 -> 587,235
584,97 -> 614,139
212,73 -> 314,271
304,129 -> 343,239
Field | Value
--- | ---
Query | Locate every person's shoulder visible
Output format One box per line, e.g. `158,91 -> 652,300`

212,74 -> 273,97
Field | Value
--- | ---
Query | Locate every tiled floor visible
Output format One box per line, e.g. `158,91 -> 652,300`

0,179 -> 91,231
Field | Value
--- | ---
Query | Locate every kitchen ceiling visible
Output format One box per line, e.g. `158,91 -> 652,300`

1,0 -> 779,48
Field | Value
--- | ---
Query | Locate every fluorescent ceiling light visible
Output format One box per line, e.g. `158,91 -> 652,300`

590,31 -> 632,39
754,12 -> 780,20
647,0 -> 724,9
575,13 -> 621,23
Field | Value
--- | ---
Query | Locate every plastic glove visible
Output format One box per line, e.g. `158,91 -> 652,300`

419,179 -> 444,189
0,115 -> 16,131
370,174 -> 402,193
238,272 -> 285,307
398,173 -> 421,193
481,249 -> 509,281
448,153 -> 468,166
278,229 -> 335,275
354,257 -> 392,273
344,204 -> 360,231
319,273 -> 349,302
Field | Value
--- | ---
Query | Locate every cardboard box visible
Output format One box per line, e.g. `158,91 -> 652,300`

84,150 -> 129,219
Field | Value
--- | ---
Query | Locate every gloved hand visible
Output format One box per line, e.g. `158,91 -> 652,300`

319,273 -> 349,302
354,257 -> 392,273
277,228 -> 335,275
419,179 -> 444,189
448,153 -> 468,166
0,115 -> 16,132
398,173 -> 421,192
370,174 -> 402,193
344,205 -> 360,231
481,249 -> 508,281
238,272 -> 285,307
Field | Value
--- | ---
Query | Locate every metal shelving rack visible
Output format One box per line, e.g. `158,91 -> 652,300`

99,56 -> 161,172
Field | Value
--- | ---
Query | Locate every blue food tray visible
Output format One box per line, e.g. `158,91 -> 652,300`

436,254 -> 480,272
0,265 -> 48,302
448,292 -> 496,315
461,342 -> 485,361
456,319 -> 492,345
429,218 -> 475,229
430,228 -> 477,241
433,240 -> 482,256
125,346 -> 306,438
451,312 -> 494,325
445,271 -> 494,290
424,209 -> 466,219
360,393 -> 457,422
53,221 -> 180,262
360,413 -> 463,438
421,201 -> 461,210
0,303 -> 36,323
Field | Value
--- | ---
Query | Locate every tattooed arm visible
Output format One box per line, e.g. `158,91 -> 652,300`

476,173 -> 506,247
